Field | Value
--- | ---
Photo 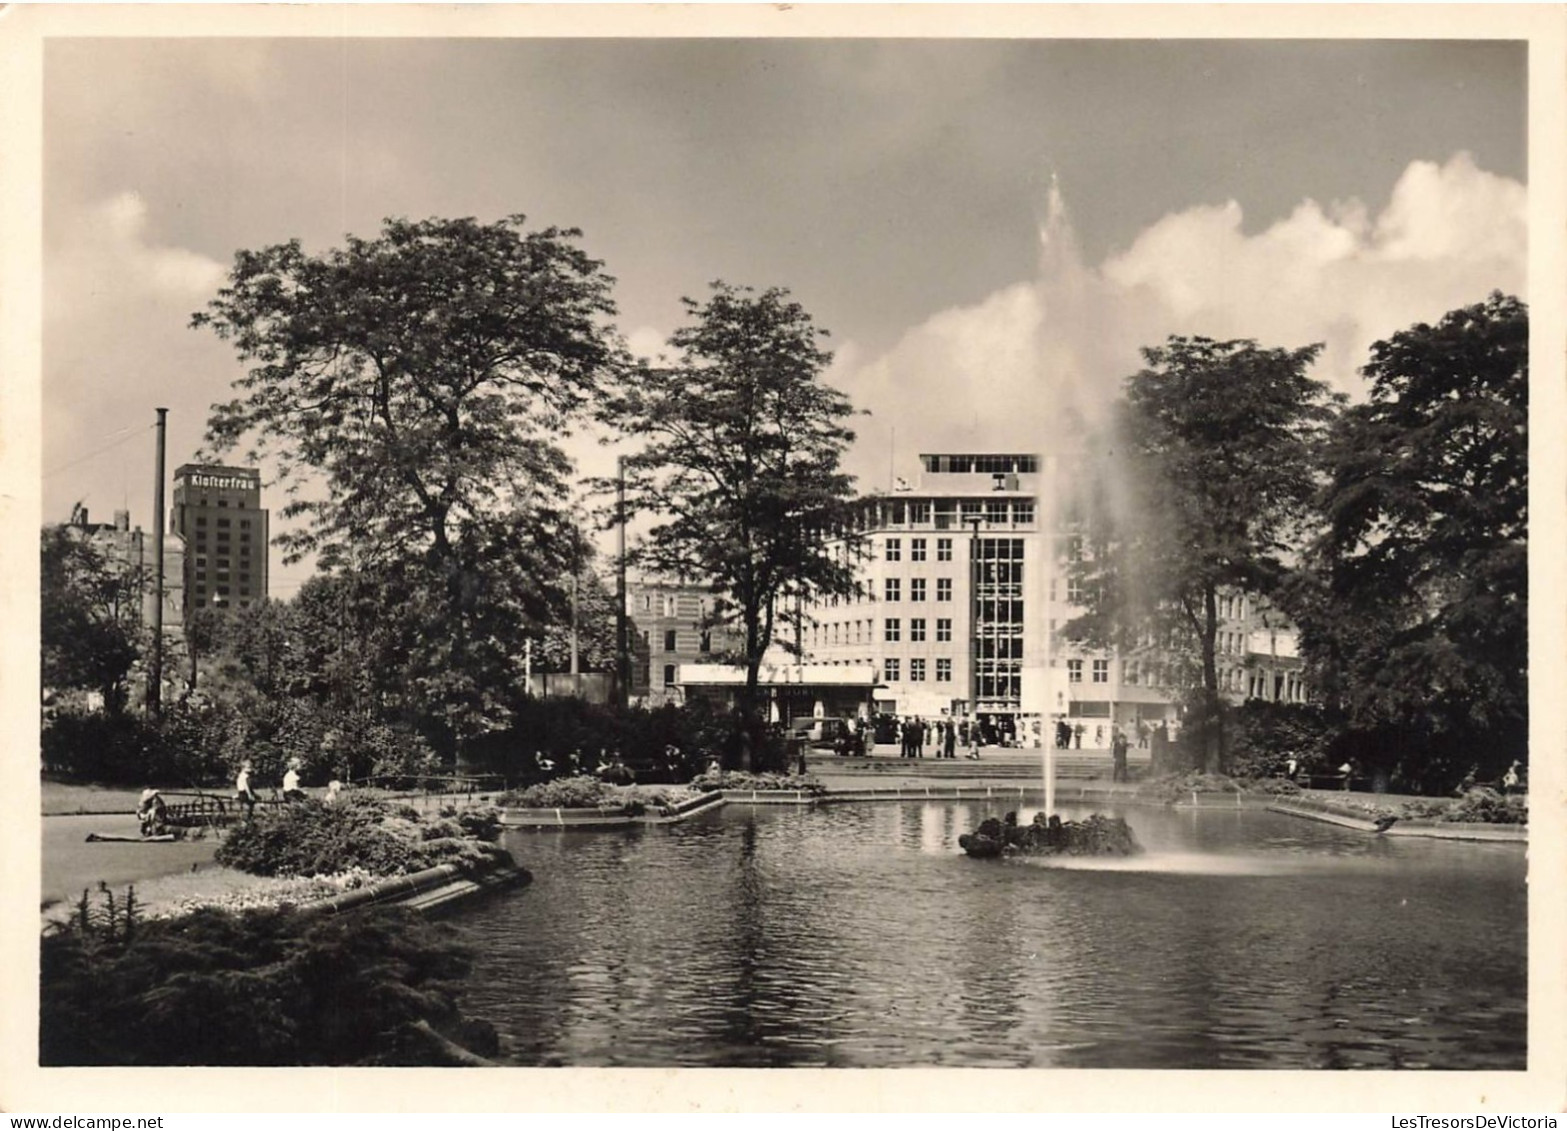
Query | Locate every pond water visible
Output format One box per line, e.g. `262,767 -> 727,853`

458,801 -> 1526,1069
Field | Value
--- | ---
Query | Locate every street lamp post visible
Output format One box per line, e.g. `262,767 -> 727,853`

967,515 -> 982,742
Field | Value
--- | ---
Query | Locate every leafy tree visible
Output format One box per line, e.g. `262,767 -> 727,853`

40,524 -> 144,716
193,215 -> 621,757
1065,337 -> 1338,772
535,563 -> 620,675
1289,293 -> 1527,791
608,283 -> 862,767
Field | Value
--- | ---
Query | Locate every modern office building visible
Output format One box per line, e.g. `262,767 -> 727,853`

797,450 -> 1309,747
170,464 -> 269,614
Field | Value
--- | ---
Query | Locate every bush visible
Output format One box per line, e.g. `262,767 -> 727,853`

1444,787 -> 1528,825
215,795 -> 507,877
41,899 -> 494,1065
1224,701 -> 1333,779
501,775 -> 613,809
1148,771 -> 1243,804
690,769 -> 825,795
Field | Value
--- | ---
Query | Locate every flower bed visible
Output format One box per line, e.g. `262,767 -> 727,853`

498,775 -> 701,814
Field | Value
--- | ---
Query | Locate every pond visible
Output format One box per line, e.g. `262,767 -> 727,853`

458,801 -> 1526,1069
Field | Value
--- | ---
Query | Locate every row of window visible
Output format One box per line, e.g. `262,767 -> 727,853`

192,516 -> 254,528
882,577 -> 954,602
884,536 -> 953,562
657,628 -> 712,653
874,499 -> 1036,528
882,617 -> 953,643
921,454 -> 1038,474
883,657 -> 952,683
1067,658 -> 1112,683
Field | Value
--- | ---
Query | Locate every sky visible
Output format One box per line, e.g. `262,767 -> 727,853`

40,34 -> 1528,596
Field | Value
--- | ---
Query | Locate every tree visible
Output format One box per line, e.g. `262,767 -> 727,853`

193,215 -> 621,757
40,524 -> 145,716
1289,294 -> 1526,791
608,283 -> 862,767
1065,337 -> 1337,772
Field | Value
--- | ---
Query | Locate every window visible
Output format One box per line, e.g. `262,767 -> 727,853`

885,538 -> 901,562
1124,659 -> 1140,685
910,578 -> 926,602
885,578 -> 901,602
217,518 -> 231,528
700,630 -> 712,653
909,502 -> 931,524
910,618 -> 926,643
985,500 -> 1008,524
909,658 -> 926,682
884,658 -> 900,682
936,618 -> 952,642
936,538 -> 953,562
1068,659 -> 1083,683
910,538 -> 927,562
1067,576 -> 1083,604
195,516 -> 207,527
664,596 -> 677,617
664,629 -> 677,652
884,618 -> 900,643
961,500 -> 982,522
240,519 -> 251,529
936,578 -> 952,602
1093,659 -> 1109,683
1068,535 -> 1084,562
1013,501 -> 1035,524
936,658 -> 952,682
663,664 -> 676,686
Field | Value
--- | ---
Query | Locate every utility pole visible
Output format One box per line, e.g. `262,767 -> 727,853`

616,455 -> 629,708
146,407 -> 167,718
570,523 -> 581,698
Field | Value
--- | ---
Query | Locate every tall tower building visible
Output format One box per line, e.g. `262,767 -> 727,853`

171,464 -> 269,613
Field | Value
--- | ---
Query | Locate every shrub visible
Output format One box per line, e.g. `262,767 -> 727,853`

41,900 -> 494,1065
501,775 -> 613,809
690,769 -> 825,795
215,795 -> 507,877
1444,787 -> 1528,825
1148,771 -> 1243,804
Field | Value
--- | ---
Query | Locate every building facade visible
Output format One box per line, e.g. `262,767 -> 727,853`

798,451 -> 1310,748
170,464 -> 269,615
625,577 -> 743,707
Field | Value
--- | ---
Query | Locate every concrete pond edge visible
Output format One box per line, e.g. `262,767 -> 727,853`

496,784 -> 1526,842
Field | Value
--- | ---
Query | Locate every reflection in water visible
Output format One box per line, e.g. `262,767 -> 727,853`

459,803 -> 1525,1068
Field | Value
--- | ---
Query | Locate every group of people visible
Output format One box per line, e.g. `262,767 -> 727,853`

1052,717 -> 1160,752
894,716 -> 979,760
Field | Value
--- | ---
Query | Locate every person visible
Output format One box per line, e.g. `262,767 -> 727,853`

1339,760 -> 1354,791
1073,723 -> 1084,750
1136,721 -> 1149,749
234,760 -> 257,817
944,720 -> 957,760
136,788 -> 167,837
324,779 -> 344,804
282,757 -> 306,802
1095,724 -> 1105,748
1285,756 -> 1299,781
1502,760 -> 1521,793
1112,730 -> 1129,783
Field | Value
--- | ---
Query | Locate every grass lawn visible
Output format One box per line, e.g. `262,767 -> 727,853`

42,781 -> 168,815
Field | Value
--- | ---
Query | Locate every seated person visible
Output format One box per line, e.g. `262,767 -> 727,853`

136,788 -> 168,837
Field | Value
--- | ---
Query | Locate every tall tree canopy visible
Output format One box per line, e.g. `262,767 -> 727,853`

608,283 -> 862,765
41,525 -> 145,716
1289,293 -> 1527,789
1065,336 -> 1337,771
193,215 -> 621,754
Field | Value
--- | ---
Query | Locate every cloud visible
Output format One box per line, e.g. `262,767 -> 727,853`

829,153 -> 1527,490
44,192 -> 234,516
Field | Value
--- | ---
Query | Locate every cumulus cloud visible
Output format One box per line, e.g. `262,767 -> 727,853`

44,192 -> 233,516
829,153 -> 1527,490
